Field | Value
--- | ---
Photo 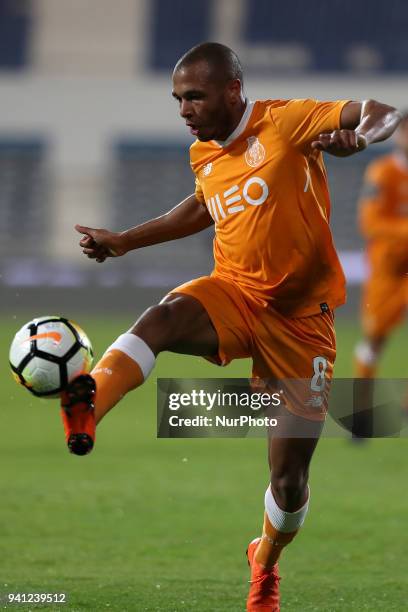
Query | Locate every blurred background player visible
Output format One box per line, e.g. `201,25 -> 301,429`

354,112 -> 408,379
60,43 -> 400,612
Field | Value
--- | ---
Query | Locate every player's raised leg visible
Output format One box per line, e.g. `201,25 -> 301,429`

61,293 -> 219,455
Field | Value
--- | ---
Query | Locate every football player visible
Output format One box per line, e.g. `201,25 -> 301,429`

60,43 -> 400,611
354,113 -> 408,380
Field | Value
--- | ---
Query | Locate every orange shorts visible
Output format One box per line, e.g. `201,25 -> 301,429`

362,273 -> 408,338
171,276 -> 336,421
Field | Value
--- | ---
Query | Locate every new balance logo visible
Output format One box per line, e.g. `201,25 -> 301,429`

92,367 -> 113,376
203,162 -> 212,176
206,177 -> 269,222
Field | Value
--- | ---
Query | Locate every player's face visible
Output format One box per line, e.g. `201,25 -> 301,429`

172,62 -> 241,142
394,119 -> 408,155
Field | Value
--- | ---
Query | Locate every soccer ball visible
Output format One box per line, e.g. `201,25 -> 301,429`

9,316 -> 94,398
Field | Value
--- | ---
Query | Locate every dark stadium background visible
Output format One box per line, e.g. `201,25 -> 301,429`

1,2 -> 407,610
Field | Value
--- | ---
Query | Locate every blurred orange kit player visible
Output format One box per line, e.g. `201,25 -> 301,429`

59,43 -> 400,611
355,113 -> 408,378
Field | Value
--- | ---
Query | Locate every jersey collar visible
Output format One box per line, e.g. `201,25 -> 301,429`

213,99 -> 255,148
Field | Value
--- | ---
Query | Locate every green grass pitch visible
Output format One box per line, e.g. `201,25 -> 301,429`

1,314 -> 408,611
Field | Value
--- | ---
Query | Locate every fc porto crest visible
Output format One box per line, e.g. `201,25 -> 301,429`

245,136 -> 265,168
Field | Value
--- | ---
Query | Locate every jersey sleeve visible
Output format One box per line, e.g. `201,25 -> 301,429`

273,98 -> 350,150
194,175 -> 205,204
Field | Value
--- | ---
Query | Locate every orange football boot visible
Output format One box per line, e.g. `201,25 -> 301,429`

60,374 -> 96,455
246,537 -> 280,612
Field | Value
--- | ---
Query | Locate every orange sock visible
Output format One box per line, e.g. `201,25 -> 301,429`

92,349 -> 144,424
255,513 -> 298,569
254,485 -> 309,568
354,359 -> 377,378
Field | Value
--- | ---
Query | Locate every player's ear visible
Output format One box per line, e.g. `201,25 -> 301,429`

227,79 -> 242,104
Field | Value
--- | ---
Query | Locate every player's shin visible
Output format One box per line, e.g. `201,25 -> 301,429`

91,333 -> 155,423
255,485 -> 310,569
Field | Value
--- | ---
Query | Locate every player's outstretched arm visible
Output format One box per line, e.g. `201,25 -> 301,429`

311,100 -> 402,157
75,194 -> 214,263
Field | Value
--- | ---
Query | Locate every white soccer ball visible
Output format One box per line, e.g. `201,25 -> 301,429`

9,316 -> 94,398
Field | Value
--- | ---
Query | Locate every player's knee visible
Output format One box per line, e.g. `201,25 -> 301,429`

130,302 -> 177,353
271,471 -> 308,511
354,338 -> 384,365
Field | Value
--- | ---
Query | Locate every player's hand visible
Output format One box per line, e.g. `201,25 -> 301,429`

75,225 -> 127,263
311,130 -> 367,157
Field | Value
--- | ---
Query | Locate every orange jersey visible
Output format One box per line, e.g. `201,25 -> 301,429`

359,153 -> 408,274
190,98 -> 349,317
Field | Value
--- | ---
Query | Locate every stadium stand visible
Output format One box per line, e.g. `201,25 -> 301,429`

150,0 -> 211,70
149,0 -> 408,72
243,0 -> 408,72
0,0 -> 31,69
0,139 -> 49,259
